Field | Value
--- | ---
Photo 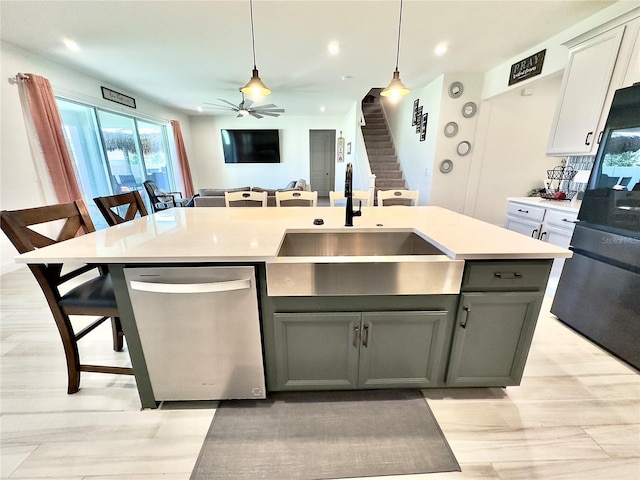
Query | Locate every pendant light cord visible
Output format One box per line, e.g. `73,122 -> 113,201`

394,0 -> 403,71
249,0 -> 257,68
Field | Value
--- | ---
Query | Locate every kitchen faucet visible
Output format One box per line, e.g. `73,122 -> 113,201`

345,162 -> 362,227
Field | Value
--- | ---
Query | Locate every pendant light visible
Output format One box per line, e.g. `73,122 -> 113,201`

380,0 -> 410,100
241,0 -> 271,97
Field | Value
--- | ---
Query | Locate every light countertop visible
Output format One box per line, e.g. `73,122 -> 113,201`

15,206 -> 572,264
507,196 -> 581,214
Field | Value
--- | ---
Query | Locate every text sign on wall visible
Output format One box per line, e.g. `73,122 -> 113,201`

509,49 -> 546,86
101,86 -> 136,109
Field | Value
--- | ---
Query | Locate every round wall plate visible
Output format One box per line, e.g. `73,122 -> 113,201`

448,82 -> 464,98
444,121 -> 458,137
439,159 -> 454,174
462,102 -> 477,118
457,141 -> 471,156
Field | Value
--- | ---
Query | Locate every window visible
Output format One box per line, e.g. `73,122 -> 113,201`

57,98 -> 176,229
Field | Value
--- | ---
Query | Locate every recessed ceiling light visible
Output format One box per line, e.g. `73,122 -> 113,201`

320,106 -> 326,113
197,106 -> 203,112
63,38 -> 80,52
434,42 -> 447,56
340,75 -> 353,81
328,42 -> 340,55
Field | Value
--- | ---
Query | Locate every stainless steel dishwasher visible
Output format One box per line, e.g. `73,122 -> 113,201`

124,266 -> 265,401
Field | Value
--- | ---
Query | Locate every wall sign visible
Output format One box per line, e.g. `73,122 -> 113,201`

101,86 -> 136,108
337,131 -> 345,163
420,113 -> 428,142
508,49 -> 546,86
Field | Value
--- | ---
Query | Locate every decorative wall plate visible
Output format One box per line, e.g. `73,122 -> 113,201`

439,159 -> 454,174
462,102 -> 477,118
444,121 -> 458,137
457,141 -> 471,156
448,82 -> 464,98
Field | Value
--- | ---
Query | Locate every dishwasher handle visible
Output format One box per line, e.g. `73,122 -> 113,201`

129,278 -> 251,294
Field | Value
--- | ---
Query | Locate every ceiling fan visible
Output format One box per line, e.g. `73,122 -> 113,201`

202,90 -> 284,119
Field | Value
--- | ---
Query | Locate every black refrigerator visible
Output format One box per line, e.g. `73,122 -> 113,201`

551,83 -> 640,370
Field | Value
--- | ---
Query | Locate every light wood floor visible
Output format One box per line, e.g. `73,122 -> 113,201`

1,268 -> 638,479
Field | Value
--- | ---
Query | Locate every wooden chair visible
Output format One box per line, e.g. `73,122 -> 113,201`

275,190 -> 318,207
143,180 -> 187,212
0,199 -> 133,394
377,189 -> 419,207
329,190 -> 370,207
224,190 -> 268,207
94,191 -> 149,226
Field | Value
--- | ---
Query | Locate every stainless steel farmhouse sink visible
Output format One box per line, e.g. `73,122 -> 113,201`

276,231 -> 446,257
266,230 -> 464,296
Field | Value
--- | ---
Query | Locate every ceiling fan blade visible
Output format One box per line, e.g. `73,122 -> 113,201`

255,103 -> 278,109
243,98 -> 254,109
257,111 -> 281,117
215,98 -> 241,109
256,108 -> 285,113
237,113 -> 243,118
250,112 -> 264,119
201,106 -> 236,111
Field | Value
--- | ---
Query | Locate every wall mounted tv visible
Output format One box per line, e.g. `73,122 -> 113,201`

221,129 -> 281,164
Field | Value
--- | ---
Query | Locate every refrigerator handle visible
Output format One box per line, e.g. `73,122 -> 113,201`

129,278 -> 251,294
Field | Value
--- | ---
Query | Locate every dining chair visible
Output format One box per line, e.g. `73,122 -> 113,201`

94,191 -> 149,226
0,199 -> 134,394
275,190 -> 318,207
377,189 -> 420,207
329,190 -> 371,207
143,180 -> 188,212
224,190 -> 268,207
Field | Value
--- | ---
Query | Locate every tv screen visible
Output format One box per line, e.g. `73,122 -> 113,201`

221,129 -> 281,163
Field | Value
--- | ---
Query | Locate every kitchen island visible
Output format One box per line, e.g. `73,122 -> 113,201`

15,206 -> 571,408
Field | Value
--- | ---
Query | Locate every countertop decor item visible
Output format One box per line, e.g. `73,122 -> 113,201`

457,141 -> 471,156
439,159 -> 454,173
448,81 -> 463,98
444,121 -> 458,137
540,165 -> 577,200
462,102 -> 477,118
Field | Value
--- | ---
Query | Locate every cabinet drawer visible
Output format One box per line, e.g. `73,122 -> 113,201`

544,209 -> 578,230
507,203 -> 546,222
462,261 -> 552,292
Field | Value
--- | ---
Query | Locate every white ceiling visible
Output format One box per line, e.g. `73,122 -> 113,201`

0,0 -> 620,117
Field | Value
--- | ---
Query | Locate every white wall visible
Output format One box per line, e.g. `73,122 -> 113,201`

188,113 -> 346,191
384,76 -> 443,205
429,73 -> 483,213
384,73 -> 483,212
0,41 -> 195,273
465,73 -> 564,226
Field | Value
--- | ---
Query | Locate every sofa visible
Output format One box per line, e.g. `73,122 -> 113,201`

193,179 -> 308,207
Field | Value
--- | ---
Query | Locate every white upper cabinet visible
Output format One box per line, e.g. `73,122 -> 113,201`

546,16 -> 640,157
546,26 -> 624,156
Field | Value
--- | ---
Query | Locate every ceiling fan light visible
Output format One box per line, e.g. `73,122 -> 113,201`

380,70 -> 410,99
241,68 -> 272,97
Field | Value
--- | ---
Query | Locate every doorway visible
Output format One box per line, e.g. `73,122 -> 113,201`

309,130 -> 335,198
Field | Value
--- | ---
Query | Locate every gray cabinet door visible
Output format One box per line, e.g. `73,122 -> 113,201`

446,292 -> 542,387
273,312 -> 361,390
358,311 -> 449,388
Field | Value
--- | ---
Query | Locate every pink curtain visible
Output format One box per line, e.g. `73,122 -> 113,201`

171,120 -> 195,199
22,74 -> 82,203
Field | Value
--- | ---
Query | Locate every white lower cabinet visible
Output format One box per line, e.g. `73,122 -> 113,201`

505,199 -> 578,279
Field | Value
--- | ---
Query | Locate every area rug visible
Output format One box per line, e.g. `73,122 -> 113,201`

190,389 -> 460,480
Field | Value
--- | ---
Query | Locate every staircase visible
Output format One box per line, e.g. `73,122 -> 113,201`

361,101 -> 407,204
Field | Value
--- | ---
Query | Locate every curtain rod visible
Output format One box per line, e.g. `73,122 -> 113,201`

9,72 -> 31,84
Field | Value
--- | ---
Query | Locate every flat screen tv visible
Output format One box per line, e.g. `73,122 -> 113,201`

221,129 -> 281,163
